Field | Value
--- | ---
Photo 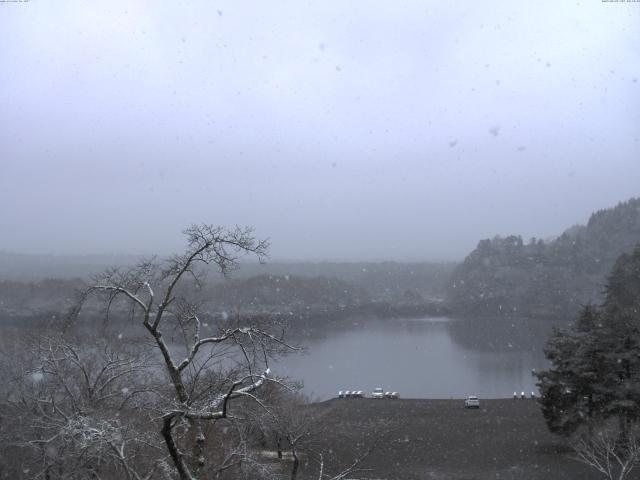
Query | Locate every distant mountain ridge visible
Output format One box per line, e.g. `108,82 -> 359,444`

447,197 -> 640,322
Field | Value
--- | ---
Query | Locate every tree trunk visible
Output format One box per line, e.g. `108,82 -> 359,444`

162,416 -> 194,480
290,446 -> 299,480
194,423 -> 205,476
618,412 -> 629,450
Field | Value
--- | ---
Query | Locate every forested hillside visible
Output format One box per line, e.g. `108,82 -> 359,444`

447,198 -> 640,322
208,274 -> 370,309
228,261 -> 455,302
0,263 -> 452,332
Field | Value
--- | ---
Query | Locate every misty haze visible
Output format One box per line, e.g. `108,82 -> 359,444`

1,2 -> 639,480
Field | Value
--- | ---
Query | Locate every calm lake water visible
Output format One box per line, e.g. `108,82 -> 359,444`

274,317 -> 546,400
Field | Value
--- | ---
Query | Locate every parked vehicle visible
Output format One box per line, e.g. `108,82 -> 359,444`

371,387 -> 385,399
385,391 -> 399,399
464,395 -> 480,408
340,390 -> 365,398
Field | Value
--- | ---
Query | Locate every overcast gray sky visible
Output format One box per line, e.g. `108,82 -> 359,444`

1,1 -> 639,261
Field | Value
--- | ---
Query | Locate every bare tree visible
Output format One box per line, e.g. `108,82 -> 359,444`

572,429 -> 640,480
253,388 -> 388,480
313,438 -> 380,480
0,333 -> 162,480
0,225 -> 379,480
71,224 -> 296,480
256,391 -> 317,480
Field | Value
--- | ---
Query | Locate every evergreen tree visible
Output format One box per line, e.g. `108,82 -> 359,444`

599,244 -> 640,440
535,244 -> 640,441
535,305 -> 602,435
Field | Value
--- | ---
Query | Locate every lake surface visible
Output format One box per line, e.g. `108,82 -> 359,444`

274,317 -> 546,400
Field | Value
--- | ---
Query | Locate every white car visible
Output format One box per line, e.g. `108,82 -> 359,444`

371,387 -> 385,399
464,395 -> 480,408
385,391 -> 399,399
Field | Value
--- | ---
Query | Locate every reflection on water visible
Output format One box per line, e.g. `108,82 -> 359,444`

274,317 -> 546,400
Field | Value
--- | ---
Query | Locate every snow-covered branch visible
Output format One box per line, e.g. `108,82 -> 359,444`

572,431 -> 640,480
